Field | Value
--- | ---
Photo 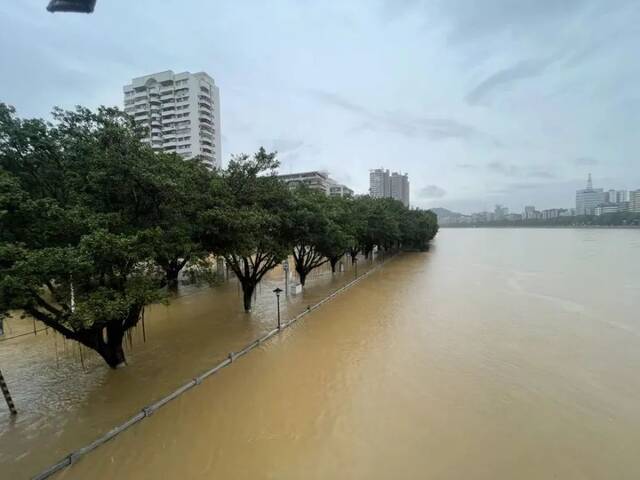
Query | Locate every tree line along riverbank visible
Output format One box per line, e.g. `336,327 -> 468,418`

0,103 -> 438,369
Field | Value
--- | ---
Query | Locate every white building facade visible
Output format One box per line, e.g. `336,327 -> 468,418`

124,70 -> 221,169
631,190 -> 640,213
328,181 -> 354,198
390,172 -> 410,207
369,168 -> 410,207
277,171 -> 353,197
369,168 -> 390,198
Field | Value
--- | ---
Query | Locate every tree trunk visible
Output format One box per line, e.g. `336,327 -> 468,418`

242,282 -> 255,312
72,324 -> 127,369
93,323 -> 126,368
298,270 -> 307,287
350,249 -> 358,265
0,317 -> 4,336
97,334 -> 126,368
166,268 -> 179,291
164,259 -> 183,292
26,302 -> 143,369
330,257 -> 339,273
89,305 -> 143,369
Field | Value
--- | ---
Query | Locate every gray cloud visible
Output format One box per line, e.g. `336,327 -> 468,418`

487,161 -> 520,176
488,182 -> 544,194
269,137 -> 305,154
466,57 -> 556,105
574,156 -> 598,166
486,162 -> 555,179
419,185 -> 447,199
439,0 -> 591,42
310,91 -> 369,116
528,170 -> 556,179
310,90 -> 478,141
386,0 -> 615,44
507,182 -> 545,190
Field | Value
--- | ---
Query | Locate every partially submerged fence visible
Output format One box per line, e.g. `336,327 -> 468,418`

32,254 -> 394,480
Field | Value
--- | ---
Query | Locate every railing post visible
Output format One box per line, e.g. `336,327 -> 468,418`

0,368 -> 17,416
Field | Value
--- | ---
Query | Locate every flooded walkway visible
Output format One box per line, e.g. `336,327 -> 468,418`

0,257 -> 380,479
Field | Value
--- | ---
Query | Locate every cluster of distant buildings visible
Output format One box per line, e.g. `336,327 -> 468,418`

276,168 -> 412,207
576,174 -> 640,215
440,174 -> 640,225
122,71 -> 413,204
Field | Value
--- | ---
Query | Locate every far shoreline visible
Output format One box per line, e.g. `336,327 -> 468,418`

440,225 -> 640,230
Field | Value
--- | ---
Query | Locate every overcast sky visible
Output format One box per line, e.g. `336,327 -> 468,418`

1,0 -> 639,213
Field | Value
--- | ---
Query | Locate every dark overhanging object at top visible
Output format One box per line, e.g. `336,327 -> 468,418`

47,0 -> 97,13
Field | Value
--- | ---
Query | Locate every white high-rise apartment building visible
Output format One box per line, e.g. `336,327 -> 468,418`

390,171 -> 410,207
369,168 -> 391,198
124,70 -> 221,169
369,169 -> 410,207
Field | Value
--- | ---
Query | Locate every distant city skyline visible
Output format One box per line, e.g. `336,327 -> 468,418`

435,173 -> 639,215
437,173 -> 640,224
1,1 -> 640,210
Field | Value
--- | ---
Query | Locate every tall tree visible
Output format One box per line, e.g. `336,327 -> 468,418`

342,196 -> 369,264
0,104 -> 166,368
351,196 -> 403,258
316,196 -> 353,273
204,148 -> 293,311
400,209 -> 439,250
289,188 -> 332,286
134,154 -> 217,290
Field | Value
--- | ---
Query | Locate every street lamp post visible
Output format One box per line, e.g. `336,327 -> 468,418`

282,260 -> 289,296
273,288 -> 283,329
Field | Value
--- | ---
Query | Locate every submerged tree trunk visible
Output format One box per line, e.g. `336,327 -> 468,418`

329,256 -> 340,273
28,303 -> 143,369
364,245 -> 373,259
297,268 -> 308,287
292,245 -> 327,288
161,257 -> 188,292
242,282 -> 256,312
93,305 -> 142,368
165,266 -> 180,291
96,324 -> 127,368
224,253 -> 281,313
349,248 -> 358,265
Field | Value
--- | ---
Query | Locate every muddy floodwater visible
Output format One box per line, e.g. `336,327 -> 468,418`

3,229 -> 640,479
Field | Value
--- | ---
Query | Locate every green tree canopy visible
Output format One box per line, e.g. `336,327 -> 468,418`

203,148 -> 294,311
288,188 -> 333,286
315,195 -> 354,273
0,104 -> 173,367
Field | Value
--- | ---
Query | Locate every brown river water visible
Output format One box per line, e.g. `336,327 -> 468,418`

2,228 -> 640,479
